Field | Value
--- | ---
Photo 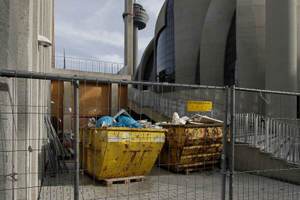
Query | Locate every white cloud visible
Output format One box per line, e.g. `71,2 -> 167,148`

139,0 -> 165,17
138,36 -> 153,51
55,21 -> 124,48
94,54 -> 124,63
85,0 -> 123,29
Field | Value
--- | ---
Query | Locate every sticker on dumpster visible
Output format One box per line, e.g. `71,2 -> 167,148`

123,132 -> 130,139
187,101 -> 212,112
107,136 -> 127,142
154,137 -> 165,143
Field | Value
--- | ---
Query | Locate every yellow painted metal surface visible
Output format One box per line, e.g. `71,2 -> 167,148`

159,124 -> 229,171
79,127 -> 166,180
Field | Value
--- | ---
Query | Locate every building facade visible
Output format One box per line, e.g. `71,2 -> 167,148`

136,0 -> 300,94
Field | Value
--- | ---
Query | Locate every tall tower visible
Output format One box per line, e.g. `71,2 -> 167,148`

133,1 -> 149,77
123,0 -> 134,75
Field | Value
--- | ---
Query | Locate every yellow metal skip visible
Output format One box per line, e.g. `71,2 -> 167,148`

159,123 -> 229,171
79,127 -> 166,180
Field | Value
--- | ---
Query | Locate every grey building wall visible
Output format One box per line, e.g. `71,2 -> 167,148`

154,0 -> 168,36
200,0 -> 236,86
0,1 -> 53,199
298,0 -> 300,94
137,38 -> 154,82
135,0 -> 300,122
174,0 -> 211,85
137,0 -> 300,92
266,0 -> 297,93
236,0 -> 266,89
265,0 -> 298,120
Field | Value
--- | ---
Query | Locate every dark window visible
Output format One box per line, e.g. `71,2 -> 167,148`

156,0 -> 175,84
224,11 -> 237,86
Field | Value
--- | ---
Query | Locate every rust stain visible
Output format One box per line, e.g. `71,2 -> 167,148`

130,152 -> 137,163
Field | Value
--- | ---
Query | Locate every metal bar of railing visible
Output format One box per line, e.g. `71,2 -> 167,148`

254,116 -> 258,146
245,114 -> 248,142
74,79 -> 79,200
265,119 -> 269,152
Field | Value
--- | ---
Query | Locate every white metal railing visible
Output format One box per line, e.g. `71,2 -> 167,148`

54,55 -> 124,74
235,113 -> 300,165
131,87 -> 300,165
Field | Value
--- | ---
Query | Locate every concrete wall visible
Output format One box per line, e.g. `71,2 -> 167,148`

136,38 -> 154,82
236,0 -> 266,89
154,0 -> 168,36
229,142 -> 300,184
266,0 -> 297,93
174,0 -> 211,85
0,0 -> 53,199
298,0 -> 300,94
265,0 -> 297,120
200,0 -> 236,86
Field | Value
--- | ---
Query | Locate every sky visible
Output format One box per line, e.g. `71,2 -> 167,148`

54,0 -> 165,64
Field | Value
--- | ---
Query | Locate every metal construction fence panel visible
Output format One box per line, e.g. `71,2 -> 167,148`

232,87 -> 300,199
0,70 -> 299,199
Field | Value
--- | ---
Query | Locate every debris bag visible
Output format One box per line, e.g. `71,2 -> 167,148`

111,122 -> 126,127
96,116 -> 114,127
87,118 -> 96,128
117,115 -> 142,128
171,112 -> 186,125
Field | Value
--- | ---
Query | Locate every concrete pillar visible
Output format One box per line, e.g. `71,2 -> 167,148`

0,0 -> 52,199
266,0 -> 297,92
111,83 -> 119,116
124,0 -> 134,75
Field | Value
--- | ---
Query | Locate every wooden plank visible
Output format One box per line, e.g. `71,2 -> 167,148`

104,176 -> 146,187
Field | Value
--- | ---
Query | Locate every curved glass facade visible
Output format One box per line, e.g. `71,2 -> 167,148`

156,0 -> 175,83
224,11 -> 237,86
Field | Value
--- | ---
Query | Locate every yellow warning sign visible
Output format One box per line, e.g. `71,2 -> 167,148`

187,101 -> 212,112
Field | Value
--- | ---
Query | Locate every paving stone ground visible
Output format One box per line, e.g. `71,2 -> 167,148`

39,162 -> 300,200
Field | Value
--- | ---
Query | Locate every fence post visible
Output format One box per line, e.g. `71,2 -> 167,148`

74,78 -> 79,200
221,86 -> 228,200
229,85 -> 235,200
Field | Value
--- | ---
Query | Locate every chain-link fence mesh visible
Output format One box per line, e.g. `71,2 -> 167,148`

0,71 -> 299,199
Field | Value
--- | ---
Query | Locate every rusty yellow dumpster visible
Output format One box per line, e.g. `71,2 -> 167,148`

159,123 -> 229,173
79,127 -> 166,180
